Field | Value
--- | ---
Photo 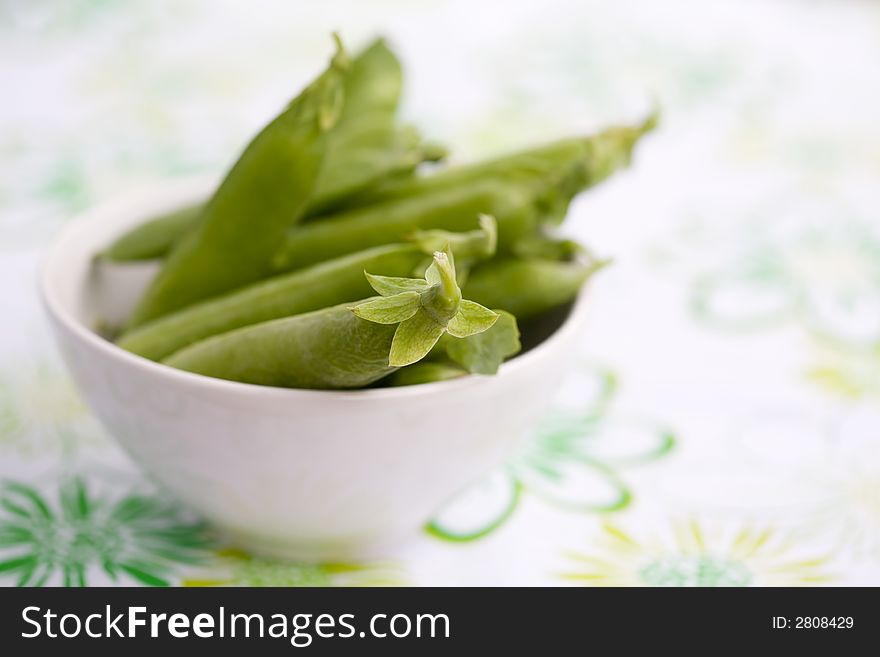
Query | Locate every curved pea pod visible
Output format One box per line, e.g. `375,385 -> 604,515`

99,38 -> 445,263
273,181 -> 537,272
310,122 -> 446,215
307,37 -> 441,214
316,37 -> 445,174
118,244 -> 422,362
126,37 -> 350,328
337,37 -> 402,122
100,204 -> 202,263
163,302 -> 398,389
101,111 -> 652,265
462,256 -> 607,321
98,122 -> 447,264
163,249 -> 499,389
115,217 -> 498,362
347,111 -> 659,220
119,106 -> 653,269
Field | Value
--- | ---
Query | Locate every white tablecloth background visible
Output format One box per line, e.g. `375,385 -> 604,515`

1,0 -> 878,586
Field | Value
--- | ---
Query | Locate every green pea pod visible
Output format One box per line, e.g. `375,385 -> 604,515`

270,113 -> 656,272
336,37 -> 401,122
99,123 -> 446,263
273,181 -> 537,272
163,301 -> 399,389
462,256 -> 607,321
100,112 -> 651,265
100,38 -> 445,263
307,37 -> 426,214
410,213 -> 497,270
346,111 -> 658,219
309,122 -> 446,215
511,234 -> 584,261
101,204 -> 202,262
386,361 -> 468,386
120,244 -> 421,362
163,249 -> 498,389
126,37 -> 350,328
116,217 -> 497,362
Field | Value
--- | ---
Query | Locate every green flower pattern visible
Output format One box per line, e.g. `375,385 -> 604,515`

427,369 -> 675,541
0,478 -> 211,587
654,202 -> 880,405
688,213 -> 880,349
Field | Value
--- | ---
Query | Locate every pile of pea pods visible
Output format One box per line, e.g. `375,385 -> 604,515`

102,35 -> 655,390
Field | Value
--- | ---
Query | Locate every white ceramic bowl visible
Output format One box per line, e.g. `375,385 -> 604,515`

40,178 -> 590,561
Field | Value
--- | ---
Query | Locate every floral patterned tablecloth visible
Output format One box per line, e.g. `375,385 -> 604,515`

2,0 -> 879,586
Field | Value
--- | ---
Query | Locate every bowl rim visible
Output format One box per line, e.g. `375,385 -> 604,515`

40,179 -> 592,401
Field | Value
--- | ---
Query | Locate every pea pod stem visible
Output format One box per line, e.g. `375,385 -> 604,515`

351,248 -> 498,366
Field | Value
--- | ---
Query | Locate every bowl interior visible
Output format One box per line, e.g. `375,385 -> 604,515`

43,178 -> 215,331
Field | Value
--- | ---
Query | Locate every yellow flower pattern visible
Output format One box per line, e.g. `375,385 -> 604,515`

561,521 -> 833,587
